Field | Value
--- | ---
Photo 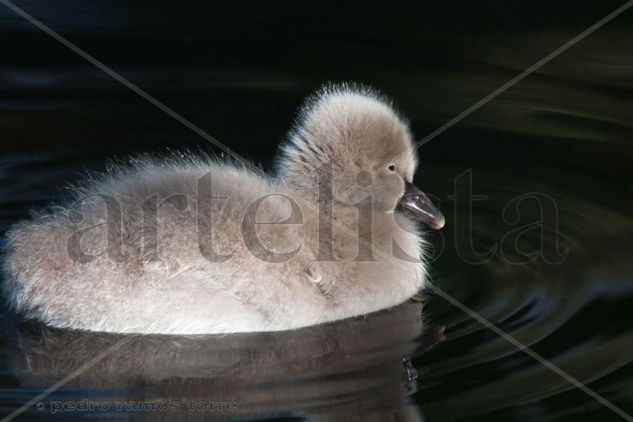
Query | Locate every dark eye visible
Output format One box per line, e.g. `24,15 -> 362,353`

387,164 -> 396,172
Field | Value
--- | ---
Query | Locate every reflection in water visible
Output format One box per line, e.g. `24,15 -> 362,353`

4,301 -> 444,421
1,1 -> 633,420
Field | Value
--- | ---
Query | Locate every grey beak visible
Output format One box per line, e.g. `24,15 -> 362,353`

397,181 -> 445,229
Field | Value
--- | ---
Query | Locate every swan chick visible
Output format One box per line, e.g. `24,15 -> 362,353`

2,83 -> 444,334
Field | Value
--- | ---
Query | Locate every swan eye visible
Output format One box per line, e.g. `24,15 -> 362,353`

387,164 -> 397,172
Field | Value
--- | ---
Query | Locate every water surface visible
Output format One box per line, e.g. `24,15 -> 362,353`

1,1 -> 632,421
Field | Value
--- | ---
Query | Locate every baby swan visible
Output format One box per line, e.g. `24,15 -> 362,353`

2,84 -> 444,335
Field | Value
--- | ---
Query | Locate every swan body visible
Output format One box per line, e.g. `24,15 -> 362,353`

2,84 -> 444,334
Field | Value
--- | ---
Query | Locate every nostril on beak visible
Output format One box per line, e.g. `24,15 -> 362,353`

397,181 -> 445,230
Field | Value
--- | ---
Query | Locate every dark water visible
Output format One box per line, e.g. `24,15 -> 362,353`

1,1 -> 632,421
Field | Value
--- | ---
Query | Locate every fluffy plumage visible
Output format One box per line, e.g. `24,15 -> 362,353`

2,83 -> 433,334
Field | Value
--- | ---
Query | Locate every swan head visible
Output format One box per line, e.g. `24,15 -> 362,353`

277,83 -> 444,229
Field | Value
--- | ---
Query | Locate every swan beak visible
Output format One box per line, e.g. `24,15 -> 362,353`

397,181 -> 445,229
